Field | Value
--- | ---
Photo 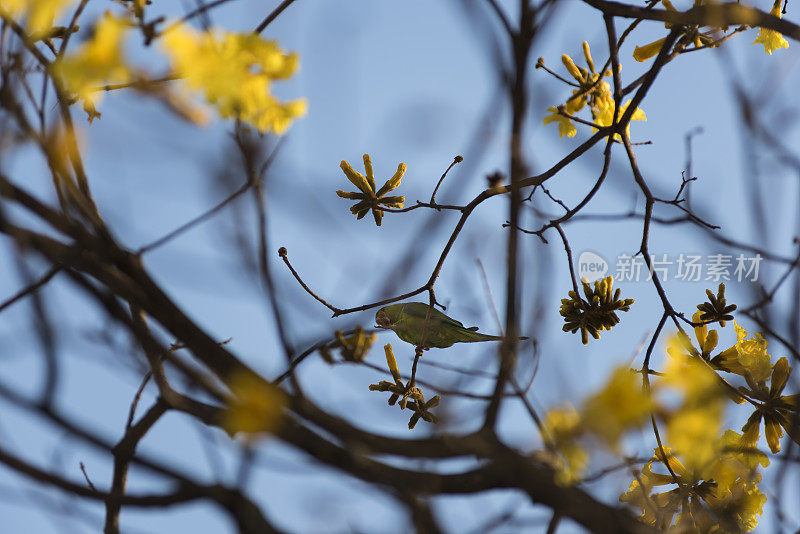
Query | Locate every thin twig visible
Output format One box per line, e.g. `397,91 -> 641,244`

0,265 -> 62,314
254,0 -> 298,34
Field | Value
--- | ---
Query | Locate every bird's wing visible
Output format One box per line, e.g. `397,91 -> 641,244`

402,302 -> 471,330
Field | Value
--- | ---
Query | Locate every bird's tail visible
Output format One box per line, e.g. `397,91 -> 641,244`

463,331 -> 529,342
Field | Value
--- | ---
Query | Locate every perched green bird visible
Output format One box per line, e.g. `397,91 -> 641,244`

375,302 -> 527,349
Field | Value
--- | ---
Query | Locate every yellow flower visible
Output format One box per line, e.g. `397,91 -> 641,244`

368,344 -> 408,406
668,311 -> 718,359
752,2 -> 789,55
543,106 -> 577,138
222,370 -> 286,439
2,0 -> 74,36
594,99 -> 646,140
633,37 -> 667,62
582,366 -> 653,449
543,404 -> 582,439
559,276 -> 635,344
336,154 -> 406,226
564,89 -> 587,114
541,405 -> 588,485
702,432 -> 768,534
544,43 -> 614,139
708,430 -> 768,495
621,444 -> 767,532
663,336 -> 721,397
319,326 -> 377,363
662,338 -> 727,471
620,447 -> 687,528
740,356 -> 800,454
667,406 -> 723,472
161,25 -> 306,133
732,321 -> 772,384
49,12 -> 132,122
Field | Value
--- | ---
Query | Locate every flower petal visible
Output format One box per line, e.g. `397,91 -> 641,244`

778,412 -> 800,447
633,37 -> 667,62
336,190 -> 367,200
376,162 -> 407,197
770,357 -> 791,397
764,415 -> 784,453
372,208 -> 384,226
362,153 -> 376,191
340,160 -> 373,195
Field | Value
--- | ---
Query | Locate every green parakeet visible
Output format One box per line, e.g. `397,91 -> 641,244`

375,302 -> 527,349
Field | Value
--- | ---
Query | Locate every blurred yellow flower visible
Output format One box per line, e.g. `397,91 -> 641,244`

620,447 -> 686,528
662,337 -> 726,471
2,0 -> 74,36
49,12 -> 132,122
708,430 -> 768,493
161,25 -> 306,133
222,370 -> 286,439
582,366 -> 653,449
541,405 -> 588,485
319,326 -> 377,363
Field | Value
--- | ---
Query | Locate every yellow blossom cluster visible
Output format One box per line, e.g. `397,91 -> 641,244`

41,9 -> 305,130
541,366 -> 653,484
49,12 -> 132,122
161,25 -> 306,134
48,12 -> 306,130
541,285 -> 798,532
559,276 -> 635,344
661,340 -> 728,472
2,0 -> 74,37
541,42 -> 645,140
620,441 -> 767,532
624,313 -> 796,531
368,345 -> 439,429
540,405 -> 589,485
337,154 -> 406,226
